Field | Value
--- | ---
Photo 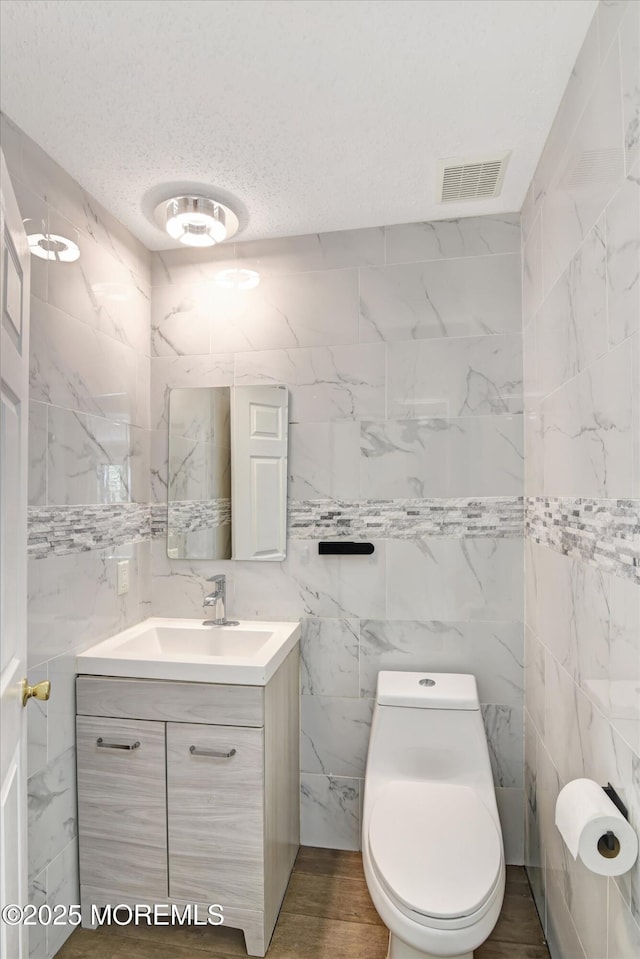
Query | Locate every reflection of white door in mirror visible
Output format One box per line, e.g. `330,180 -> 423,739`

231,385 -> 288,561
166,385 -> 288,561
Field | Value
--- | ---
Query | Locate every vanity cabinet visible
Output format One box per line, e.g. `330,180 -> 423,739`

167,722 -> 264,907
76,716 -> 168,899
75,646 -> 299,957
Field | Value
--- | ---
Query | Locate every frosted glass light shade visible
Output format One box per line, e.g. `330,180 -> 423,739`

165,196 -> 226,247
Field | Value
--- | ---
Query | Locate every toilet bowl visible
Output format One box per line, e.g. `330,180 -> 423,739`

362,671 -> 506,959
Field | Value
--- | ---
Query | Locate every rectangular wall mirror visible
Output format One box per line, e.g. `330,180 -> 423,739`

167,385 -> 288,562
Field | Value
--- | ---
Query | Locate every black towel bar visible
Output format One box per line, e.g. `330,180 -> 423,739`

318,542 -> 375,556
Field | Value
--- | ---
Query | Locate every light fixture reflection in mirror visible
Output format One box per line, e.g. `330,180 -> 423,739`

91,281 -> 132,303
28,233 -> 80,262
215,268 -> 260,290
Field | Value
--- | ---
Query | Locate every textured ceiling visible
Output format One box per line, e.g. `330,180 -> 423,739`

0,0 -> 597,248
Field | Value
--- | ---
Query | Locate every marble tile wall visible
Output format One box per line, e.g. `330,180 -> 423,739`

521,3 -> 640,958
2,114 -> 152,959
149,211 -> 525,862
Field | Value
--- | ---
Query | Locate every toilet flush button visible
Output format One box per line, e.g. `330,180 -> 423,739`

419,678 -> 436,687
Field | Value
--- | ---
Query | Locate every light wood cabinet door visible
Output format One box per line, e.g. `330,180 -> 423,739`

76,716 -> 167,899
167,722 -> 264,908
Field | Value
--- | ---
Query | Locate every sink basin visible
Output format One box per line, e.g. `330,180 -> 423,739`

77,617 -> 301,685
108,624 -> 272,659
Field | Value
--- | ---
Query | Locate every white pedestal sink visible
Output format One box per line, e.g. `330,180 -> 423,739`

77,617 -> 301,685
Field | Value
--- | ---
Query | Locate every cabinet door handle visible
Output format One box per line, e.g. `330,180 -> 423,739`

189,745 -> 236,758
96,737 -> 141,751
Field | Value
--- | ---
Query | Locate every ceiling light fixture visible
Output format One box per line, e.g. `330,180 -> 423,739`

156,195 -> 239,248
215,268 -> 260,290
28,233 -> 80,262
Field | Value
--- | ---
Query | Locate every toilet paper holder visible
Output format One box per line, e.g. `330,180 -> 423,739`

602,782 -> 629,820
555,777 -> 637,876
601,783 -> 629,855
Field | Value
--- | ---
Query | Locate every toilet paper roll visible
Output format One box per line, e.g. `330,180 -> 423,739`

555,778 -> 638,877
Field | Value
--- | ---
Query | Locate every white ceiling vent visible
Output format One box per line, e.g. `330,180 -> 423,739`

437,152 -> 511,203
563,148 -> 624,189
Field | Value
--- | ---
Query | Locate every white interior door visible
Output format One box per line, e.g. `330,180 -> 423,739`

0,149 -> 31,959
231,385 -> 288,561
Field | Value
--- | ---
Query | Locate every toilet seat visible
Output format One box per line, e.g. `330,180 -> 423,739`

368,781 -> 502,927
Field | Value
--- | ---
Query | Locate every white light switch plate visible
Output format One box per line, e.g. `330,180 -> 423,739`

116,560 -> 130,596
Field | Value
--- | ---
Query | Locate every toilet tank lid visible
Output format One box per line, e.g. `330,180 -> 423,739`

376,671 -> 479,709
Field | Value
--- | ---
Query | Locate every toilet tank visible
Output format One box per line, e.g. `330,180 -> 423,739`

376,671 -> 479,710
365,671 -> 494,801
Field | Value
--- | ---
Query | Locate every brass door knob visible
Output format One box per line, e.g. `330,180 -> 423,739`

21,679 -> 51,708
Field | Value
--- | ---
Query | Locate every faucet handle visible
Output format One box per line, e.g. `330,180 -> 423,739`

207,574 -> 225,585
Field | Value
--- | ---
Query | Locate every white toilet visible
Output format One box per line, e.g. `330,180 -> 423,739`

362,671 -> 506,959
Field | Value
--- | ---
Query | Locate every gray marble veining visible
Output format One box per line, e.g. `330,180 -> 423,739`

605,171 -> 640,348
384,213 -> 521,264
300,774 -> 360,851
19,126 -> 147,276
359,254 -> 521,342
151,268 -> 360,357
386,537 -> 524,623
46,224 -> 150,357
29,401 -> 48,508
46,407 -> 149,506
541,336 -> 635,498
520,6 -> 639,953
620,0 -> 639,174
45,840 -> 80,957
288,421 -> 360,500
168,434 -> 230,501
482,703 -> 524,789
27,746 -> 77,881
28,870 -> 47,959
542,41 -> 626,294
301,696 -> 373,778
28,541 -> 150,670
236,342 -> 386,423
359,620 -> 523,704
536,217 -> 608,396
360,415 -> 523,499
150,354 -> 234,432
236,226 -> 385,275
300,618 -> 360,697
9,117 -> 154,959
30,301 -> 145,428
27,665 -> 48,778
387,333 -> 523,419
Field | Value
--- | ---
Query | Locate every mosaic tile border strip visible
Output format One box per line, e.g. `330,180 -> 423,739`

30,497 -> 525,558
526,497 -> 640,583
167,499 -> 231,534
28,499 -> 640,579
150,502 -> 168,538
28,503 -> 151,559
288,497 -> 524,539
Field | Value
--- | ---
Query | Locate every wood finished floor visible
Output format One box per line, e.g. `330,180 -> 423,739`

55,847 -> 550,959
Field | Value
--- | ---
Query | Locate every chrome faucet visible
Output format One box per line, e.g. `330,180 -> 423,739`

203,575 -> 238,627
